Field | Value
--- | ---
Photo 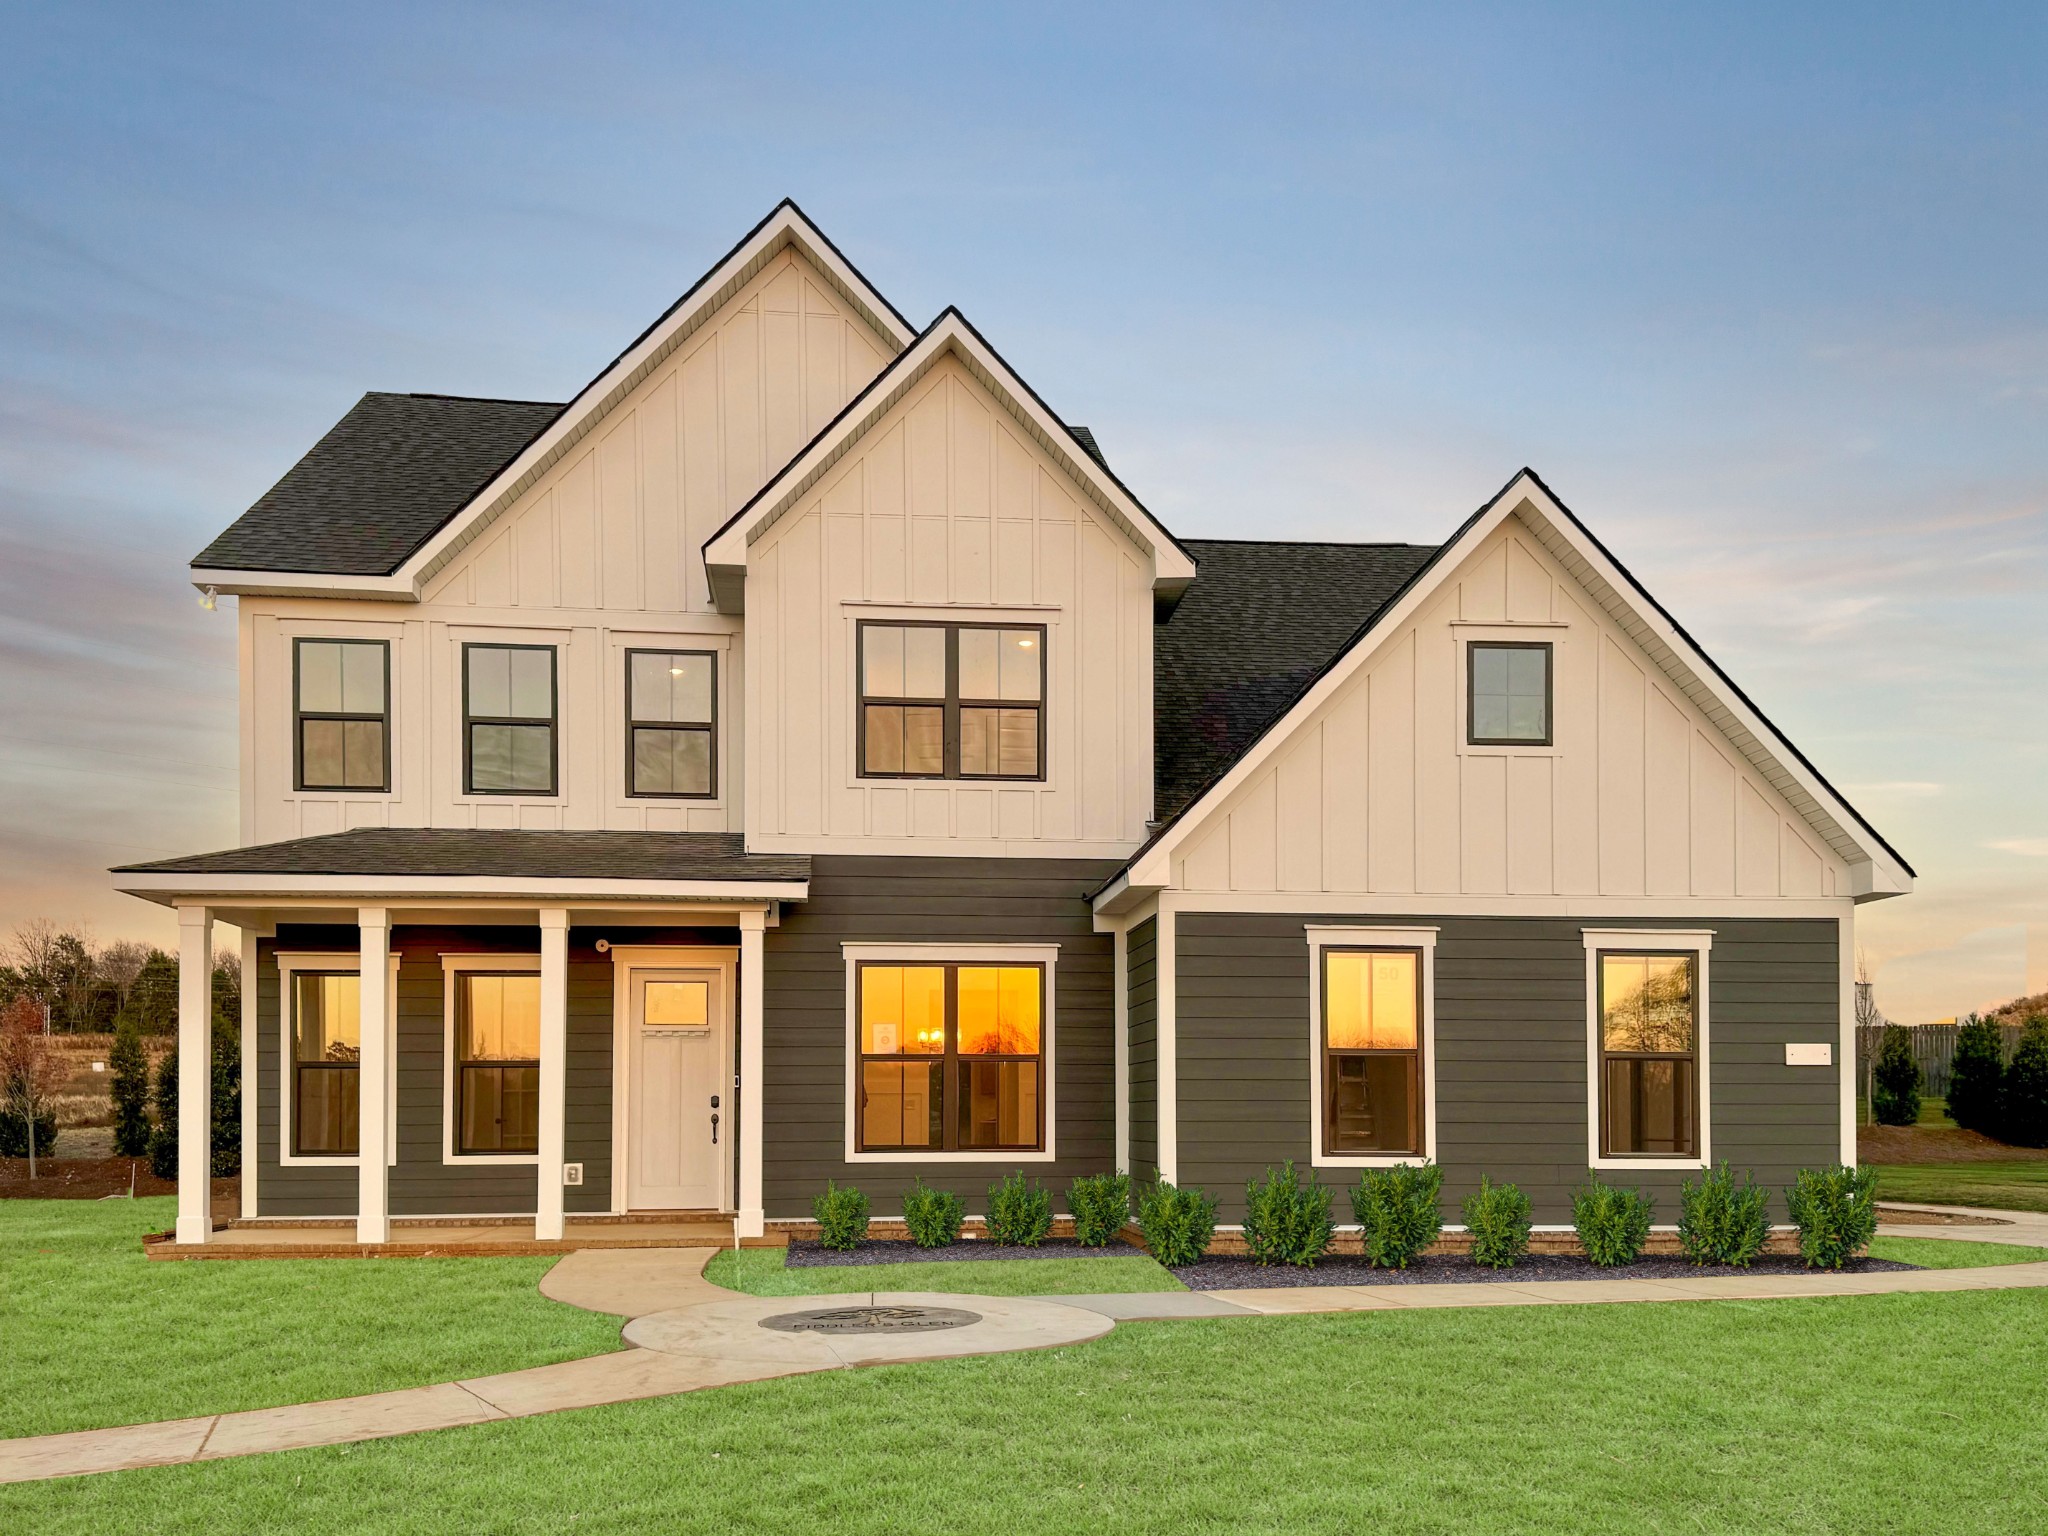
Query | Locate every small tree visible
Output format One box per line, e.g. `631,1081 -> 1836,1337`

110,1021 -> 152,1156
127,951 -> 179,1035
1872,1024 -> 1922,1127
0,995 -> 66,1175
148,1041 -> 179,1181
1946,1014 -> 2007,1138
2003,1017 -> 2048,1149
210,1013 -> 241,1177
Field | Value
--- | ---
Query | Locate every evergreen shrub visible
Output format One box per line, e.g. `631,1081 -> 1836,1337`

2004,1018 -> 2048,1149
1350,1163 -> 1444,1269
1678,1162 -> 1770,1267
1068,1171 -> 1131,1246
1135,1175 -> 1218,1267
812,1181 -> 870,1249
1462,1177 -> 1532,1270
1571,1176 -> 1655,1266
901,1179 -> 965,1248
1945,1014 -> 2007,1138
1786,1164 -> 1880,1271
986,1171 -> 1053,1246
1873,1023 -> 1923,1127
110,1023 -> 151,1157
1241,1161 -> 1333,1266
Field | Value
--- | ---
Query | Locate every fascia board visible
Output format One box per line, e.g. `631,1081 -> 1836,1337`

190,569 -> 417,601
113,872 -> 809,904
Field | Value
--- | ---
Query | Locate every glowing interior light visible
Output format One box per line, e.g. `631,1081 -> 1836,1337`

1017,638 -> 1034,648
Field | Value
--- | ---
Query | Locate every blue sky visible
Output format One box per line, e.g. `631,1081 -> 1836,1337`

1,3 -> 2042,1019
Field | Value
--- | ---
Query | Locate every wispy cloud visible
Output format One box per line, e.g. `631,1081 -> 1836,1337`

1988,838 -> 2048,858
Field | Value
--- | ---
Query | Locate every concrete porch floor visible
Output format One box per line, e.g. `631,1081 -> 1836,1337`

147,1215 -> 786,1260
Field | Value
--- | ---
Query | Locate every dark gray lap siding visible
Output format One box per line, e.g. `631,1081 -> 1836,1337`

761,856 -> 1122,1219
1176,913 -> 1841,1223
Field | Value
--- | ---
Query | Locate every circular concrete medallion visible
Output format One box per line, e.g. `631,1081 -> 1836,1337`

759,1303 -> 983,1335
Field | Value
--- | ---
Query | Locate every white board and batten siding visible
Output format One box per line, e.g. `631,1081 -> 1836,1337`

1172,517 -> 1847,903
744,356 -> 1155,856
239,249 -> 895,846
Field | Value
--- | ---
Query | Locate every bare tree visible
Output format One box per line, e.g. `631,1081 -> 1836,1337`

100,940 -> 150,1015
1855,946 -> 1884,1031
55,926 -> 102,1034
0,995 -> 66,1176
8,919 -> 64,1028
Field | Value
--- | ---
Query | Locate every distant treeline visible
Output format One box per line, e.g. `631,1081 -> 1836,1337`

1,919 -> 240,1036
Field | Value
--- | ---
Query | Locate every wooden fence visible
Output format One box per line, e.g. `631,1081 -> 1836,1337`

1853,1022 -> 2027,1100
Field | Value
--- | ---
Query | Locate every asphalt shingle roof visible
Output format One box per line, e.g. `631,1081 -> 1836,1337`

193,393 -> 565,575
114,829 -> 810,884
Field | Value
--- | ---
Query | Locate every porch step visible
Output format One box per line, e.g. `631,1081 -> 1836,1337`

145,1216 -> 788,1261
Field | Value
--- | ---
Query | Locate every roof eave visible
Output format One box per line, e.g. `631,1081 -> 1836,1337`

190,567 -> 420,601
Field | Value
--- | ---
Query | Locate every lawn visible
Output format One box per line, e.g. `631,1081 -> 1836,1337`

1870,1160 -> 2048,1213
7,1286 -> 2047,1533
704,1247 -> 1182,1296
1867,1237 -> 2048,1269
0,1199 -> 622,1439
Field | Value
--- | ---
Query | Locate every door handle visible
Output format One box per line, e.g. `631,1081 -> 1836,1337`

710,1111 -> 720,1145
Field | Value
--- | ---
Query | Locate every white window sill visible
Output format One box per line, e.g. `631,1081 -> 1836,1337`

1310,1152 -> 1434,1169
443,1153 -> 541,1167
846,1150 -> 1056,1164
1591,1157 -> 1709,1172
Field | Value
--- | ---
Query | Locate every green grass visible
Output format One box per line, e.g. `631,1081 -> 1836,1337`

705,1246 -> 1183,1296
0,1199 -> 622,1438
1870,1160 -> 2048,1213
8,1288 -> 2048,1533
1868,1237 -> 2048,1269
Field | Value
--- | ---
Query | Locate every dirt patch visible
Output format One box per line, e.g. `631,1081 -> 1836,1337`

0,1156 -> 235,1208
1857,1123 -> 2048,1165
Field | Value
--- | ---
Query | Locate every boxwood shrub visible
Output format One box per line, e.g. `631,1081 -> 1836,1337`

1242,1161 -> 1333,1267
1571,1176 -> 1655,1267
1136,1174 -> 1218,1267
1351,1163 -> 1443,1269
986,1171 -> 1053,1246
1463,1177 -> 1532,1270
902,1179 -> 965,1248
1068,1171 -> 1131,1246
1786,1164 -> 1880,1270
811,1181 -> 870,1250
1678,1161 -> 1770,1267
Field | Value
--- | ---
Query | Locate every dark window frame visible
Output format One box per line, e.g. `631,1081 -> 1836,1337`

624,647 -> 718,800
292,638 -> 392,793
1466,639 -> 1554,748
1596,948 -> 1701,1160
461,642 -> 559,797
1319,946 -> 1425,1157
453,970 -> 542,1157
290,969 -> 361,1158
855,620 -> 1047,782
854,960 -> 1047,1154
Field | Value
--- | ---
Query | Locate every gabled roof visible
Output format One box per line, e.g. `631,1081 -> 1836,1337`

193,199 -> 916,599
1104,469 -> 1914,907
700,308 -> 1199,613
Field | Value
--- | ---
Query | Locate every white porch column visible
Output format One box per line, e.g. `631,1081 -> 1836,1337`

737,909 -> 766,1239
175,906 -> 214,1245
240,925 -> 267,1222
355,909 -> 390,1245
536,908 -> 569,1241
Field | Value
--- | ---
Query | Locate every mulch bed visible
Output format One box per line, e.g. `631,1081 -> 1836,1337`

786,1238 -> 1140,1268
0,1158 -> 237,1204
1858,1124 -> 2048,1164
1170,1253 -> 1920,1290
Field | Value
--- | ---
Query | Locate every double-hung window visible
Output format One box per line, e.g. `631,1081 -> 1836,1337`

454,972 -> 541,1155
1320,948 -> 1423,1155
464,644 -> 557,795
858,622 -> 1044,780
1597,950 -> 1699,1158
295,639 -> 389,791
855,961 -> 1045,1153
1468,641 -> 1552,746
627,650 -> 716,797
291,971 -> 361,1156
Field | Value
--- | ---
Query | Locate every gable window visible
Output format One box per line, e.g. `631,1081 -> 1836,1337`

295,639 -> 389,791
628,650 -> 716,797
455,972 -> 541,1155
464,644 -> 557,795
1597,951 -> 1699,1159
854,960 -> 1046,1153
1468,641 -> 1551,746
292,971 -> 361,1156
1321,949 -> 1423,1155
858,622 -> 1045,780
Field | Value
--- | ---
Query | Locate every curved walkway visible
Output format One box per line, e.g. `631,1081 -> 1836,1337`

7,1220 -> 2048,1487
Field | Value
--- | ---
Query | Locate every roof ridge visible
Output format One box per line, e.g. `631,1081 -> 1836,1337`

1184,536 -> 1436,550
395,391 -> 568,408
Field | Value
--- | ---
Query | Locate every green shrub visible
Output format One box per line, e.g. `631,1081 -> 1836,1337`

2004,1018 -> 2048,1149
811,1181 -> 870,1250
110,1022 -> 151,1157
986,1171 -> 1054,1246
1571,1176 -> 1655,1266
901,1179 -> 965,1248
0,1110 -> 57,1159
1786,1164 -> 1880,1270
147,1043 -> 179,1181
1350,1163 -> 1444,1269
208,1014 -> 240,1178
1135,1174 -> 1218,1267
1241,1161 -> 1333,1267
1873,1023 -> 1922,1127
1068,1171 -> 1131,1246
1678,1162 -> 1771,1267
1946,1014 -> 2007,1137
1462,1177 -> 1532,1270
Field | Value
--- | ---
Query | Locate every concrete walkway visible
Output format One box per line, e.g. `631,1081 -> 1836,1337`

1878,1200 -> 2048,1247
9,1218 -> 2048,1487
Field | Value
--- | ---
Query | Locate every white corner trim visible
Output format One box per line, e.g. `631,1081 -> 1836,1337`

1112,918 -> 1130,1177
1155,906 -> 1177,1185
274,951 -> 399,1170
1838,911 -> 1857,1168
1583,929 -> 1713,1172
1304,927 -> 1439,1170
840,943 -> 1059,1165
439,954 -> 543,1167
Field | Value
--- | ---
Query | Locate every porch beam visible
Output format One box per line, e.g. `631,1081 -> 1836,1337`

175,906 -> 214,1245
737,909 -> 766,1238
536,908 -> 569,1241
355,908 -> 390,1244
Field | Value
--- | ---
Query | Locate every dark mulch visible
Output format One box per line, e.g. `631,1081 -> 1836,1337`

0,1158 -> 236,1206
786,1238 -> 1141,1268
1171,1252 -> 1921,1290
1858,1123 -> 2048,1164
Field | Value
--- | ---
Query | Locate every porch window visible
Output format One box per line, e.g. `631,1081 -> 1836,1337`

455,972 -> 542,1155
464,643 -> 557,794
857,622 -> 1044,780
292,972 -> 361,1156
856,962 -> 1044,1152
627,649 -> 716,797
1321,949 -> 1423,1155
295,639 -> 389,791
1598,952 -> 1698,1158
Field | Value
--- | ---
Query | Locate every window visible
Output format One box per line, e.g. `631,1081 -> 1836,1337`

295,639 -> 389,791
1321,949 -> 1423,1155
1597,951 -> 1699,1158
855,962 -> 1044,1153
464,644 -> 556,794
291,972 -> 360,1156
627,650 -> 716,797
1468,641 -> 1551,746
858,622 -> 1044,780
454,972 -> 541,1155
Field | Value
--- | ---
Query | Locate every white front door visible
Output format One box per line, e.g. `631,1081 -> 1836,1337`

627,968 -> 728,1211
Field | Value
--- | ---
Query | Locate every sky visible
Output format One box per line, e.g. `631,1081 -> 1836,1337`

0,2 -> 2042,1021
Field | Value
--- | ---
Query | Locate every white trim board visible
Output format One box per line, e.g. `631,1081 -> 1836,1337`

274,950 -> 400,1170
1304,926 -> 1440,1170
1582,928 -> 1713,1173
118,873 -> 807,905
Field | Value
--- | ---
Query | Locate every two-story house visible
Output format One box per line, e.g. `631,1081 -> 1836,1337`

116,202 -> 1914,1251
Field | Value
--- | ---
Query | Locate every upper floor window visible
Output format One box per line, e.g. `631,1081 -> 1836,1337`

628,650 -> 716,798
295,639 -> 389,792
857,622 -> 1045,780
464,644 -> 557,795
1468,641 -> 1551,746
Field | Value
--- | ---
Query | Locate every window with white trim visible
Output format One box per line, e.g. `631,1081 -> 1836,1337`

1305,926 -> 1438,1168
1584,929 -> 1712,1169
